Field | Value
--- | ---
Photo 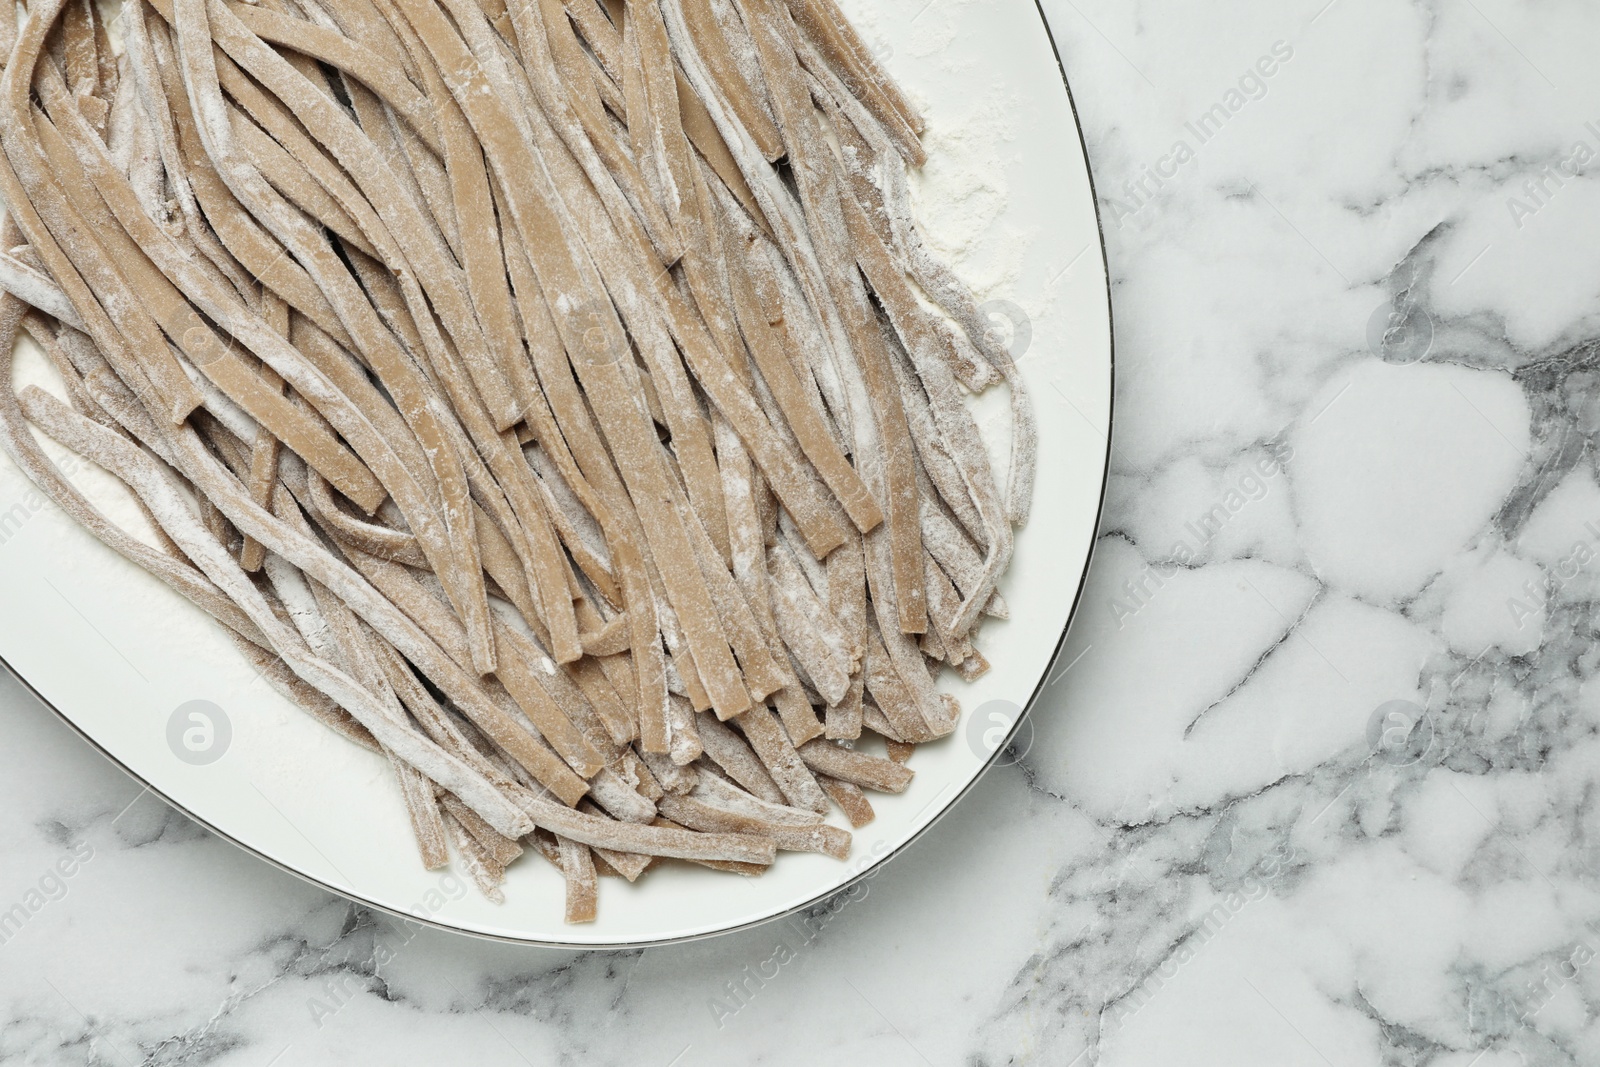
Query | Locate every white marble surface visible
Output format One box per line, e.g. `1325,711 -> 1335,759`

3,0 -> 1598,1063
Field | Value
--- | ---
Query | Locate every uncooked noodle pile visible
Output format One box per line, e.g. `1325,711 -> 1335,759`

0,0 -> 1034,920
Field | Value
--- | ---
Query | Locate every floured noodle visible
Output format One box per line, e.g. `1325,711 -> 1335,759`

0,0 -> 1034,921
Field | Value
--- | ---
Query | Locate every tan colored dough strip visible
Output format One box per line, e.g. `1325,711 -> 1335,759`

657,794 -> 849,859
859,702 -> 903,744
709,414 -> 824,746
923,551 -> 978,669
919,488 -> 990,600
629,6 -> 780,573
228,115 -> 379,260
766,540 -> 853,706
770,683 -> 824,748
444,812 -> 507,902
565,802 -> 653,880
107,62 -> 168,264
817,776 -> 874,828
446,395 -> 587,666
822,534 -> 865,739
497,215 -> 619,539
647,817 -> 770,875
508,786 -> 776,864
387,17 -> 529,431
571,597 -> 640,745
238,290 -> 288,573
524,0 -> 682,262
679,0 -> 784,161
306,471 -> 427,567
124,0 -> 258,299
223,1 -> 443,153
690,771 -> 822,826
0,249 -> 82,326
585,767 -> 660,824
712,184 -> 883,535
783,0 -> 924,148
695,711 -> 786,804
621,3 -> 674,222
346,72 -> 461,259
522,430 -> 622,605
861,621 -> 936,744
89,0 -> 119,105
712,413 -> 775,638
441,794 -> 526,869
303,0 -> 421,82
748,231 -> 853,451
675,69 -> 772,238
484,590 -> 636,767
343,75 -> 457,253
665,691 -> 703,766
626,0 -> 722,294
735,704 -> 827,813
480,607 -> 610,778
926,504 -> 1008,619
658,444 -> 786,701
557,836 -> 599,922
559,0 -> 623,76
797,738 -> 913,793
59,0 -> 105,132
882,322 -> 1010,637
590,847 -> 652,882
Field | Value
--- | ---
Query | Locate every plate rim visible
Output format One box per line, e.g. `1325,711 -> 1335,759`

0,0 -> 1115,950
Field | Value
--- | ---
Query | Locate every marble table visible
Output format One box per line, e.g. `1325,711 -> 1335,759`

3,1 -> 1595,1063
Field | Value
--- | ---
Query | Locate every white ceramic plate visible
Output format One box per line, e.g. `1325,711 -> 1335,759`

0,0 -> 1111,946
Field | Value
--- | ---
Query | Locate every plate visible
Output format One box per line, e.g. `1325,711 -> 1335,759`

0,0 -> 1111,946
